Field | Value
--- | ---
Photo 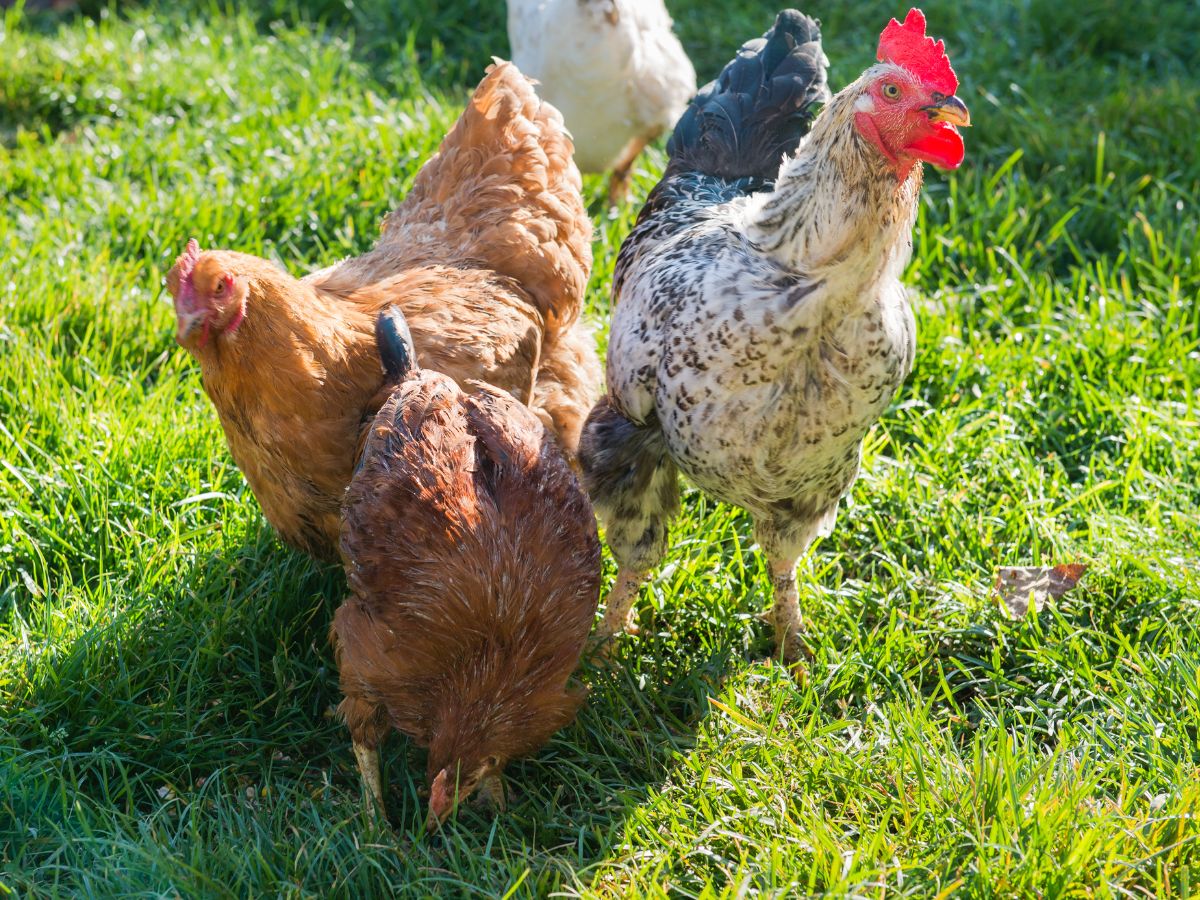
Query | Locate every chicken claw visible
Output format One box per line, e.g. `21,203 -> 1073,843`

473,772 -> 508,814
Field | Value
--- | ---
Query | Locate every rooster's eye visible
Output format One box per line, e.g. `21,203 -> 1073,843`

213,281 -> 224,296
882,82 -> 901,101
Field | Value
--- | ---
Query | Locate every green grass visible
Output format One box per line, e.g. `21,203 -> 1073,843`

2,0 -> 1199,895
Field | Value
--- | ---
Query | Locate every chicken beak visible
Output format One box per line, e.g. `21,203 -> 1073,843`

924,94 -> 971,128
425,768 -> 454,834
424,806 -> 448,834
175,309 -> 206,344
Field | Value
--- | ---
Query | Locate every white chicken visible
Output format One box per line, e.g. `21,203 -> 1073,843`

507,0 -> 697,203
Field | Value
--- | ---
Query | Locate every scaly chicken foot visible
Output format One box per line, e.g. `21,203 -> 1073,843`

769,557 -> 812,680
352,741 -> 386,818
585,568 -> 645,663
599,568 -> 645,637
473,772 -> 508,813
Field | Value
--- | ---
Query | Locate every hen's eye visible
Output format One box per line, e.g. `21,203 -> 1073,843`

882,82 -> 901,101
213,281 -> 224,296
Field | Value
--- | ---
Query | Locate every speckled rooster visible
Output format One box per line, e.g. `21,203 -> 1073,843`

579,9 -> 970,665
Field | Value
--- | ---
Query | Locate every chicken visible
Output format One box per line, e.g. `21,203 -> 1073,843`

507,0 -> 697,203
578,9 -> 970,665
166,61 -> 600,561
333,307 -> 601,828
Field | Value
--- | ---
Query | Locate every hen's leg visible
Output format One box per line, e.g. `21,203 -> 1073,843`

353,741 -> 386,816
337,693 -> 390,817
607,132 -> 656,205
579,397 -> 679,644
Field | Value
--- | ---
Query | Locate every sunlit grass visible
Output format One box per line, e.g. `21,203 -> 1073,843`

1,0 -> 1198,896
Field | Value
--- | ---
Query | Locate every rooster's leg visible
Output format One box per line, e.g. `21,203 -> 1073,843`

768,556 -> 811,669
597,568 -> 646,638
758,514 -> 822,675
352,741 -> 386,817
607,133 -> 655,205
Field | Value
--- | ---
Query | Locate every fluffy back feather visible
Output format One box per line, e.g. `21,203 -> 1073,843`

666,9 -> 829,181
321,61 -> 591,338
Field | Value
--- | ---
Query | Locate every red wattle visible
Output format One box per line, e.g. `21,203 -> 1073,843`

903,123 -> 964,170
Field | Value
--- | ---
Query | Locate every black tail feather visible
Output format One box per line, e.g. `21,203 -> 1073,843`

667,9 -> 829,181
375,306 -> 417,383
578,398 -> 679,574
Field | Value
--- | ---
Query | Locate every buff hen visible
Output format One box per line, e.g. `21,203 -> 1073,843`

167,62 -> 600,560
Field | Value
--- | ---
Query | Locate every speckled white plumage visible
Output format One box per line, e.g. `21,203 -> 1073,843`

507,0 -> 696,174
608,72 -> 920,545
578,12 -> 936,666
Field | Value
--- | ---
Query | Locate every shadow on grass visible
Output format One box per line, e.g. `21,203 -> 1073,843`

0,520 -> 744,889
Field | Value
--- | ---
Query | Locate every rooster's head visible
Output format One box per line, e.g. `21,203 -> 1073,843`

853,8 -> 970,180
166,239 -> 249,350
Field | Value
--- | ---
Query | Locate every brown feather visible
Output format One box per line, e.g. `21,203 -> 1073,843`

314,61 -> 591,339
333,373 -> 601,792
168,62 -> 599,560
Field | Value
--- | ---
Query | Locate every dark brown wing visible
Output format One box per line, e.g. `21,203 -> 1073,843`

460,381 -> 601,652
334,371 -> 600,745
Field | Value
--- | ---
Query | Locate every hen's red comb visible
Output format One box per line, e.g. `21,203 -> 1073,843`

177,238 -> 202,285
877,8 -> 958,96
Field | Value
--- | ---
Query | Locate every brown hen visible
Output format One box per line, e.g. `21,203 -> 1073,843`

166,61 -> 599,560
334,308 -> 601,828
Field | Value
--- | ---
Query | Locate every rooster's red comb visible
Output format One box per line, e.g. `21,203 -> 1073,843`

877,8 -> 958,96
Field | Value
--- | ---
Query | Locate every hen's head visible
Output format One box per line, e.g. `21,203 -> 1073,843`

423,682 -> 587,831
166,239 -> 249,350
424,754 -> 504,833
853,9 -> 970,181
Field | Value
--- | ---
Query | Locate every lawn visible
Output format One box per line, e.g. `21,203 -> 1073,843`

1,0 -> 1198,896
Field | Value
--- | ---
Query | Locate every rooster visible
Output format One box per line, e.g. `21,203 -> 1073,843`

578,9 -> 970,665
167,62 -> 600,561
334,308 -> 601,828
507,0 -> 696,203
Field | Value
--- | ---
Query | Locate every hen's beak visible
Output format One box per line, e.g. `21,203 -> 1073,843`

175,309 -> 206,344
424,805 -> 448,834
425,768 -> 455,834
924,95 -> 971,128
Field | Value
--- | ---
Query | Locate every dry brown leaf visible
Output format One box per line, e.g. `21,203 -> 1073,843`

994,563 -> 1087,618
